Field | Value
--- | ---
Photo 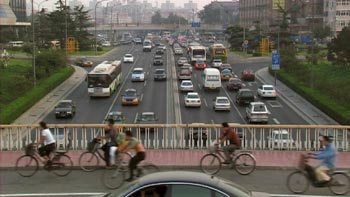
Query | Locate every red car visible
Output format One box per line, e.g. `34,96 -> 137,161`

194,60 -> 207,69
241,69 -> 255,81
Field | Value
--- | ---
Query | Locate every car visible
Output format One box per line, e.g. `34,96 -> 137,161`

180,80 -> 194,92
181,63 -> 193,73
227,78 -> 243,91
55,100 -> 76,118
105,111 -> 126,124
121,89 -> 140,106
153,55 -> 163,65
213,96 -> 231,111
101,41 -> 111,47
194,60 -> 207,69
158,43 -> 166,50
123,54 -> 134,63
268,129 -> 295,149
178,68 -> 192,80
236,89 -> 255,106
153,69 -> 166,81
241,69 -> 255,81
75,56 -> 93,67
220,69 -> 234,81
184,92 -> 201,107
155,49 -> 164,55
246,102 -> 269,124
177,57 -> 188,66
105,171 -> 269,197
257,85 -> 277,99
173,43 -> 181,49
220,63 -> 232,72
154,40 -> 161,46
174,47 -> 183,55
212,59 -> 222,68
133,37 -> 142,44
131,68 -> 145,82
188,123 -> 207,147
136,112 -> 158,132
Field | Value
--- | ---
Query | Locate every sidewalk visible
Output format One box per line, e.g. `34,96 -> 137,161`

0,150 -> 349,169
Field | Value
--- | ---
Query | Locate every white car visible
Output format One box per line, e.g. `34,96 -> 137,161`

123,54 -> 134,63
174,48 -> 183,55
246,102 -> 269,124
257,85 -> 277,99
212,59 -> 222,68
213,96 -> 231,111
180,80 -> 194,92
184,92 -> 201,107
268,130 -> 295,149
131,68 -> 145,82
182,63 -> 193,73
101,41 -> 111,47
159,44 -> 166,50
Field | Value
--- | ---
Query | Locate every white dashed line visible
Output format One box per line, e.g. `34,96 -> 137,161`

140,93 -> 144,102
203,98 -> 208,107
242,83 -> 246,87
134,112 -> 138,123
273,118 -> 280,124
144,80 -> 147,87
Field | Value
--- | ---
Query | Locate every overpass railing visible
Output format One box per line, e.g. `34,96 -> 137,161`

1,124 -> 349,152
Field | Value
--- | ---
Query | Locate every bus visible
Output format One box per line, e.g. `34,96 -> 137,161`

203,68 -> 221,91
209,43 -> 228,63
87,60 -> 122,97
189,45 -> 206,64
8,41 -> 24,47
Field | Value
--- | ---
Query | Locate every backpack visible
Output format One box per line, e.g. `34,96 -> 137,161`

116,132 -> 126,146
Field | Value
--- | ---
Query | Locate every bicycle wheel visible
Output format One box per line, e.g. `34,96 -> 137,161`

52,154 -> 73,177
79,152 -> 99,172
199,154 -> 221,175
117,152 -> 132,167
233,153 -> 256,175
102,166 -> 126,189
286,171 -> 309,194
141,164 -> 159,177
329,172 -> 350,195
15,155 -> 39,177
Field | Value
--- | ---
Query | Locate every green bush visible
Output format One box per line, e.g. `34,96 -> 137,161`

0,66 -> 74,124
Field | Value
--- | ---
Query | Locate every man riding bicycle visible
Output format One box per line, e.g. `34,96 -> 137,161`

305,135 -> 337,184
33,121 -> 56,165
118,130 -> 146,182
216,122 -> 241,164
98,119 -> 124,166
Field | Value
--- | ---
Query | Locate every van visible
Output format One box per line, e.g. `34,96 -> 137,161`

8,41 -> 24,48
143,39 -> 152,52
203,68 -> 221,90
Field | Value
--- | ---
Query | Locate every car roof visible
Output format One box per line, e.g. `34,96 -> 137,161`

124,54 -> 132,56
250,102 -> 266,105
239,88 -> 253,92
273,129 -> 289,134
181,80 -> 192,83
133,68 -> 143,71
59,100 -> 73,103
130,171 -> 251,196
125,88 -> 136,92
187,92 -> 198,95
141,112 -> 155,115
179,57 -> 187,59
155,69 -> 165,71
213,59 -> 222,61
108,111 -> 123,115
154,55 -> 162,58
216,96 -> 228,99
262,85 -> 274,88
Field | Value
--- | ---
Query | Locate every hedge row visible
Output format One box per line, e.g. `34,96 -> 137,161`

269,68 -> 348,124
0,66 -> 74,124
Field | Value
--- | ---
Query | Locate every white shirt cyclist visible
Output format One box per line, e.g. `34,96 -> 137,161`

41,128 -> 56,145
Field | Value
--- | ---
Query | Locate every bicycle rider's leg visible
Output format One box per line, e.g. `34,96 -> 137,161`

223,144 -> 237,163
315,166 -> 330,182
109,146 -> 118,166
126,152 -> 145,181
40,143 -> 56,164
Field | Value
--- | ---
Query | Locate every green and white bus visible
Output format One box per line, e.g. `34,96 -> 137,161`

87,60 -> 122,97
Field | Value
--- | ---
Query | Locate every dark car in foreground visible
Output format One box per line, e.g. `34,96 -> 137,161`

136,112 -> 158,132
227,78 -> 243,91
104,171 -> 269,197
55,100 -> 76,118
236,88 -> 255,106
105,111 -> 126,124
153,69 -> 167,81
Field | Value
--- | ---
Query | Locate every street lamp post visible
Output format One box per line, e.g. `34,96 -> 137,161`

95,0 -> 109,55
31,0 -> 36,87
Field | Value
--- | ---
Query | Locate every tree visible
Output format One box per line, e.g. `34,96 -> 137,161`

151,11 -> 162,24
328,26 -> 350,66
312,25 -> 331,40
225,26 -> 244,50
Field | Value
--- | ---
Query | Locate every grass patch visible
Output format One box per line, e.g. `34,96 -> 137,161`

231,51 -> 252,58
0,63 -> 74,124
272,62 -> 350,124
71,47 -> 113,56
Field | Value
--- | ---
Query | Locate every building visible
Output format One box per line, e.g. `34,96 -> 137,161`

9,0 -> 27,22
335,0 -> 350,33
324,0 -> 336,35
160,0 -> 174,10
201,1 -> 239,24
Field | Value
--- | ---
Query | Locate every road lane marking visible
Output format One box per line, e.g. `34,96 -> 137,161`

203,98 -> 208,107
242,83 -> 246,87
140,93 -> 143,102
248,82 -> 252,86
134,112 -> 138,123
198,84 -> 202,90
267,100 -> 282,108
211,119 -> 215,124
144,80 -> 147,87
222,87 -> 246,123
273,118 -> 280,124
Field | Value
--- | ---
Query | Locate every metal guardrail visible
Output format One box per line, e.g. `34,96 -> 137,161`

1,124 -> 349,152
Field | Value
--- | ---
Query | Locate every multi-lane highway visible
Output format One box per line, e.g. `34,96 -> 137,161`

43,42 -> 311,125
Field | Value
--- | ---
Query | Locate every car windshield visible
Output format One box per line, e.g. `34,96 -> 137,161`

253,104 -> 267,112
133,70 -> 143,74
108,114 -> 123,121
276,133 -> 290,140
180,69 -> 190,74
79,57 -> 87,62
57,102 -> 71,108
182,82 -> 192,86
155,70 -> 165,74
240,91 -> 254,97
196,61 -> 204,64
179,57 -> 187,61
230,79 -> 241,83
213,59 -> 221,63
125,54 -> 132,57
264,87 -> 274,90
217,99 -> 228,103
154,56 -> 162,59
125,90 -> 136,96
141,114 -> 155,121
187,94 -> 198,99
222,70 -> 231,75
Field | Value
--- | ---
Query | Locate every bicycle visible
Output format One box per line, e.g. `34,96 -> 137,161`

286,154 -> 350,195
78,138 -> 132,172
102,160 -> 159,189
15,143 -> 73,177
199,144 -> 256,175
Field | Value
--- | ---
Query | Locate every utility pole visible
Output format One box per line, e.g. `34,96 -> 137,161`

31,0 -> 36,87
95,0 -> 108,55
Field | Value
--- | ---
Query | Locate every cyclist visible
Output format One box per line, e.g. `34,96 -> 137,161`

118,130 -> 145,182
98,119 -> 122,166
307,135 -> 337,184
216,122 -> 241,164
33,121 -> 56,165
